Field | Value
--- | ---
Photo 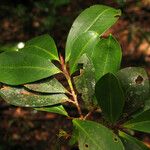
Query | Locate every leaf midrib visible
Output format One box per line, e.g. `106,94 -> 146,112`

108,75 -> 113,122
0,66 -> 59,72
55,107 -> 68,116
38,106 -> 68,116
102,36 -> 111,76
26,45 -> 58,60
84,8 -> 110,32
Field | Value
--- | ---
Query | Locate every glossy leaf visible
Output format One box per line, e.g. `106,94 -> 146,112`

74,54 -> 96,109
0,51 -> 60,85
116,67 -> 150,115
119,131 -> 149,150
69,31 -> 99,74
21,34 -> 59,61
95,73 -> 125,123
0,85 -> 68,107
24,77 -> 67,93
65,5 -> 121,61
91,35 -> 122,81
20,46 -> 53,60
73,119 -> 124,150
35,105 -> 68,116
123,109 -> 150,133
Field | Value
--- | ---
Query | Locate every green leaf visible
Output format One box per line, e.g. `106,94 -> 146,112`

20,46 -> 53,61
69,31 -> 99,74
24,77 -> 67,93
116,67 -> 150,115
73,119 -> 124,150
91,35 -> 122,81
95,73 -> 125,123
35,105 -> 68,116
123,109 -> 150,133
0,51 -> 60,85
69,126 -> 78,146
65,5 -> 121,61
0,85 -> 68,107
74,54 -> 96,109
119,131 -> 150,150
20,34 -> 59,61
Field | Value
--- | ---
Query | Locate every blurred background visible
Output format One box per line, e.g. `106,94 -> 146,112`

0,0 -> 150,149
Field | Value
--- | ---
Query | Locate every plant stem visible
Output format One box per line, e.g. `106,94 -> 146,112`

59,54 -> 83,119
83,107 -> 97,120
67,76 -> 83,118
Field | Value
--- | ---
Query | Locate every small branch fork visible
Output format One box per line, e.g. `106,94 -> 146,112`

83,107 -> 98,120
59,54 -> 83,119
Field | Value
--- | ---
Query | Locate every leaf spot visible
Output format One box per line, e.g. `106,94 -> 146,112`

85,144 -> 89,148
113,136 -> 118,143
135,75 -> 143,84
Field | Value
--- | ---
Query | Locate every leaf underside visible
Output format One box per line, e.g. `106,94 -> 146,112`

24,77 -> 66,94
35,105 -> 68,116
0,85 -> 68,107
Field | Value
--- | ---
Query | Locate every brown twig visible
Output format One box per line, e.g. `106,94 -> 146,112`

59,54 -> 83,119
83,107 -> 98,120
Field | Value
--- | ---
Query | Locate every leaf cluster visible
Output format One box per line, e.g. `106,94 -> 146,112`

0,4 -> 150,150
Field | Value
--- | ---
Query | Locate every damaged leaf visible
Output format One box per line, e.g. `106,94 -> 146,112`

69,31 -> 99,74
116,67 -> 150,115
73,119 -> 124,150
74,54 -> 96,109
0,85 -> 68,107
24,77 -> 67,94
